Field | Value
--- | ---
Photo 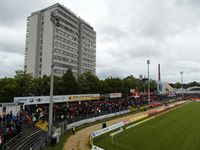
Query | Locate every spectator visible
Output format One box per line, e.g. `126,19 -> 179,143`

10,111 -> 13,120
32,115 -> 37,125
13,122 -> 17,136
39,110 -> 44,123
2,111 -> 6,126
7,125 -> 14,139
16,122 -> 22,135
0,115 -> 2,128
72,126 -> 76,135
0,134 -> 3,149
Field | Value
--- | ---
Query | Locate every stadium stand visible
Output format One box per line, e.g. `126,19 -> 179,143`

3,123 -> 47,150
1,93 -> 199,149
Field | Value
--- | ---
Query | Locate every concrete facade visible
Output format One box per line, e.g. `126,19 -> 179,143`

24,3 -> 96,78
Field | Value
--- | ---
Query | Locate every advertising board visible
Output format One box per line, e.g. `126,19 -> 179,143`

92,145 -> 104,150
14,94 -> 101,105
129,113 -> 148,122
109,93 -> 122,98
91,121 -> 125,138
68,94 -> 100,102
14,95 -> 68,105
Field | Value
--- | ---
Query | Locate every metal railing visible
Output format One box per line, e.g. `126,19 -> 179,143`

2,132 -> 23,150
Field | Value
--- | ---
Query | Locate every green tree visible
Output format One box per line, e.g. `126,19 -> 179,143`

173,82 -> 182,89
150,80 -> 157,91
186,81 -> 199,88
59,69 -> 77,94
104,77 -> 124,92
99,80 -> 112,93
15,70 -> 33,96
40,75 -> 50,95
0,78 -> 18,102
31,77 -> 43,96
123,76 -> 138,93
77,72 -> 100,94
53,76 -> 62,95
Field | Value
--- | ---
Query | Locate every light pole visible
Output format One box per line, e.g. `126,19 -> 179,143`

126,88 -> 129,101
147,60 -> 150,105
48,11 -> 60,137
180,71 -> 184,100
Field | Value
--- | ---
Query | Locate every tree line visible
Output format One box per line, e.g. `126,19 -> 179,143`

170,81 -> 200,89
0,69 -> 158,103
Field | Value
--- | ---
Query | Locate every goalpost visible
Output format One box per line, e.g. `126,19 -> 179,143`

110,127 -> 123,144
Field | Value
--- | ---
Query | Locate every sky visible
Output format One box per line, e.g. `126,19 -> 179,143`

1,0 -> 200,83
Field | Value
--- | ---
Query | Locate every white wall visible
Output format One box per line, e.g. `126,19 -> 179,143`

26,14 -> 39,77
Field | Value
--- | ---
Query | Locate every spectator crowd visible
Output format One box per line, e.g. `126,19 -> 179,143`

23,93 -> 188,125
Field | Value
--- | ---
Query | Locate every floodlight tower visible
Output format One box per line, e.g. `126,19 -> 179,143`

147,60 -> 150,104
180,71 -> 184,100
48,11 -> 60,137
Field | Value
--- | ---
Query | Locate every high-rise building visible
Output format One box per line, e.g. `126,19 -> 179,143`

24,3 -> 96,78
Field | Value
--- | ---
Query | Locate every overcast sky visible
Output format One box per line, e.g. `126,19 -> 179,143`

1,0 -> 200,83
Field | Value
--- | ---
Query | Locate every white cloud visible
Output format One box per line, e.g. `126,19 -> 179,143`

1,0 -> 200,83
0,51 -> 24,78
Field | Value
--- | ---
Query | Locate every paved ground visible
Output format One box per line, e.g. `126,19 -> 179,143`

63,102 -> 183,150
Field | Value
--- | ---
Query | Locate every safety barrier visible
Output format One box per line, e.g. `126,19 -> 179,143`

91,121 -> 125,138
67,110 -> 130,130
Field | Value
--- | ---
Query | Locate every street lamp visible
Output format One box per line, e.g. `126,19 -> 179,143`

180,71 -> 184,100
147,60 -> 150,105
48,11 -> 60,137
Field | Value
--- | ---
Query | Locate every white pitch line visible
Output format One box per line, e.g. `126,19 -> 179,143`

126,116 -> 155,129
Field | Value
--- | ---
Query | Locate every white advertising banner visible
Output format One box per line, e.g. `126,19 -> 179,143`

92,145 -> 104,150
91,121 -> 125,138
14,95 -> 68,105
109,93 -> 122,98
14,94 -> 101,105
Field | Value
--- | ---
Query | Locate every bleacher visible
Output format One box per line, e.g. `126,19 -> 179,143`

0,126 -> 6,136
2,123 -> 48,150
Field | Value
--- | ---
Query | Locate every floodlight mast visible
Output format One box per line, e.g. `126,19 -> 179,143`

180,71 -> 184,100
48,11 -> 60,138
147,60 -> 150,105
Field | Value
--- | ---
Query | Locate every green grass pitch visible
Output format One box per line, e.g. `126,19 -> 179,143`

93,102 -> 200,150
